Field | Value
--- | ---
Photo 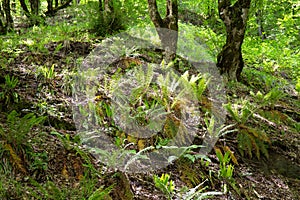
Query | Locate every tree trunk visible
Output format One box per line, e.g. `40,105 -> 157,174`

47,0 -> 53,15
3,0 -> 14,30
19,0 -> 31,17
99,0 -> 103,11
0,20 -> 5,34
147,0 -> 178,63
104,0 -> 113,13
0,2 -> 4,18
0,3 -> 5,34
217,0 -> 251,81
45,0 -> 72,16
256,9 -> 266,40
11,0 -> 16,13
29,0 -> 39,16
0,4 -> 5,34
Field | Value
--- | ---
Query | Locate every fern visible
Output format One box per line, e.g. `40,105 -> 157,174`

153,173 -> 175,199
180,180 -> 223,200
224,100 -> 270,159
0,111 -> 45,173
237,126 -> 270,159
1,110 -> 45,145
0,75 -> 19,108
237,131 -> 254,158
224,100 -> 253,124
88,185 -> 114,200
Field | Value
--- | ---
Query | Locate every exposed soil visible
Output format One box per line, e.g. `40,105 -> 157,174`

0,8 -> 299,200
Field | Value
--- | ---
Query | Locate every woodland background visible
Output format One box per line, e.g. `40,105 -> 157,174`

0,0 -> 299,199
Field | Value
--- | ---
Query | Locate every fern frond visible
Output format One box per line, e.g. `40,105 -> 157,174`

255,138 -> 269,159
237,125 -> 270,159
222,145 -> 238,165
237,130 -> 254,158
224,103 -> 240,123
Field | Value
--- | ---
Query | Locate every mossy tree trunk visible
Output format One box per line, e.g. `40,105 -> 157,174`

147,0 -> 178,63
217,0 -> 251,81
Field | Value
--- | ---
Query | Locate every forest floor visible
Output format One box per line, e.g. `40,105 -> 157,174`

0,6 -> 299,200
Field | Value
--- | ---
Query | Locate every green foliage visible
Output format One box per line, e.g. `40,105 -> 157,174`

243,0 -> 300,85
180,0 -> 217,18
224,100 -> 254,124
237,126 -> 270,159
61,68 -> 77,96
28,177 -> 103,200
36,64 -> 56,84
28,151 -> 48,171
0,174 -> 27,199
88,184 -> 114,200
250,87 -> 286,108
0,111 -> 46,173
155,137 -> 170,149
87,1 -> 125,36
21,35 -> 49,54
0,110 -> 45,147
224,100 -> 271,159
154,173 -> 175,199
204,114 -> 237,137
178,23 -> 225,59
96,100 -> 114,126
51,131 -> 79,151
0,75 -> 19,109
296,78 -> 300,93
215,149 -> 234,181
0,0 -> 298,198
182,146 -> 211,164
89,142 -> 152,171
181,71 -> 209,101
179,180 -> 223,199
120,0 -> 149,27
214,148 -> 241,195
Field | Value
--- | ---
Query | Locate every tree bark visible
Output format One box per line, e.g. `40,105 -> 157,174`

3,0 -> 14,30
0,3 -> 5,34
0,2 -> 4,19
256,9 -> 266,40
0,5 -> 5,34
217,0 -> 251,81
47,0 -> 53,15
147,0 -> 178,63
19,0 -> 31,17
99,0 -> 103,11
104,0 -> 113,12
11,0 -> 16,13
45,0 -> 72,16
29,0 -> 39,16
0,20 -> 5,34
